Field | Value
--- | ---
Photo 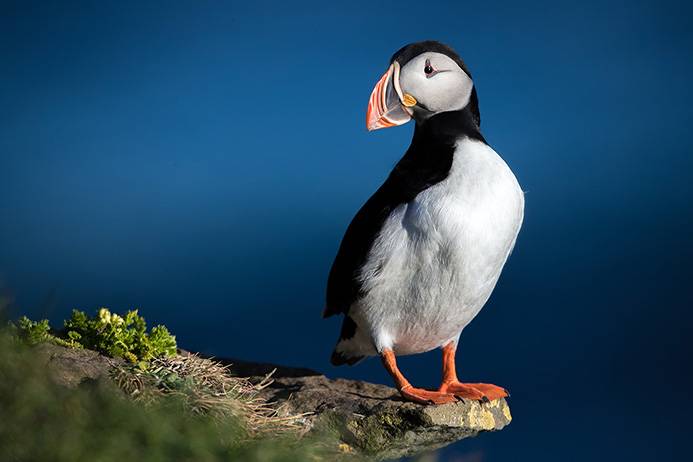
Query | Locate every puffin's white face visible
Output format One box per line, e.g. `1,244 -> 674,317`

366,50 -> 473,131
399,52 -> 473,116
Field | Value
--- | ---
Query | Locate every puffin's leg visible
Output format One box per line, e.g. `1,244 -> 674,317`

381,348 -> 456,405
438,342 -> 509,401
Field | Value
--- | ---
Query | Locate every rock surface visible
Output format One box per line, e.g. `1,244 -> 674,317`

36,345 -> 511,460
216,355 -> 512,460
34,343 -> 124,388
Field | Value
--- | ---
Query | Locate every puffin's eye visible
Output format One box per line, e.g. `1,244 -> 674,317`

424,60 -> 434,75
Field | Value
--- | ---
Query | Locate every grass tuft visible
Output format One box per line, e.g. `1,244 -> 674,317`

113,352 -> 309,435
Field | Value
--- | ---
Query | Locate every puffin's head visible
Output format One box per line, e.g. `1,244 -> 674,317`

367,41 -> 477,131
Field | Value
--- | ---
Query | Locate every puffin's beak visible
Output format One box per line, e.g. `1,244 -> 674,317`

366,62 -> 413,131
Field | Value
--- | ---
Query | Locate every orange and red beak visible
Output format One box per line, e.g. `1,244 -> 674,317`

366,61 -> 413,131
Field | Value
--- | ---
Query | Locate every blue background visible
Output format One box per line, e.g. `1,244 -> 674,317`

2,1 -> 692,460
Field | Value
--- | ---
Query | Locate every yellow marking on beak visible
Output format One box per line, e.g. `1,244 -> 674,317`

402,93 -> 417,107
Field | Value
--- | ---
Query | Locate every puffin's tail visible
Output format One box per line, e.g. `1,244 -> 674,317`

330,349 -> 364,366
329,315 -> 365,366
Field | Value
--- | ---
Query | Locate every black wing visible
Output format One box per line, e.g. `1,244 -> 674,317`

323,182 -> 396,318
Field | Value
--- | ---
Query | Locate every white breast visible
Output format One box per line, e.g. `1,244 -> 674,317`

351,137 -> 524,356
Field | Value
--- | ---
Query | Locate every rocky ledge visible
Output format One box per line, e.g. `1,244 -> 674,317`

37,345 -> 511,460
199,355 -> 511,460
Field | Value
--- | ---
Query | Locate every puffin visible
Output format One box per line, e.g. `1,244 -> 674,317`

323,41 -> 524,405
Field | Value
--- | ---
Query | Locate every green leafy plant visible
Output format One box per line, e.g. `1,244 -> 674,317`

64,308 -> 177,363
12,308 -> 177,364
10,316 -> 77,348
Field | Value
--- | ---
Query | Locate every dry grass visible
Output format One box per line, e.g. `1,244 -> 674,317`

112,352 -> 309,436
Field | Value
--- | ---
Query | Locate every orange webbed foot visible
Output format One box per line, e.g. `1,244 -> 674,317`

439,381 -> 509,401
399,385 -> 457,405
470,383 -> 509,400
